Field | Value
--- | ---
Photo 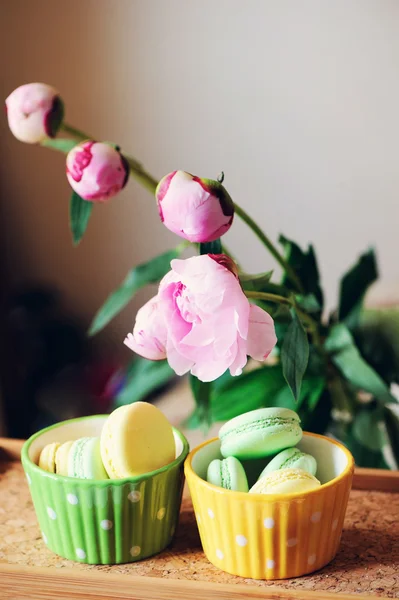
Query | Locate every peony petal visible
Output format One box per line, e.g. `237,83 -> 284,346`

124,296 -> 167,361
190,357 -> 231,382
247,304 -> 277,361
124,332 -> 166,361
228,336 -> 248,376
166,339 -> 194,376
182,322 -> 215,347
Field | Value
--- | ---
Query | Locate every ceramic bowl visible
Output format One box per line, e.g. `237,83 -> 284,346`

22,415 -> 189,564
185,432 -> 354,579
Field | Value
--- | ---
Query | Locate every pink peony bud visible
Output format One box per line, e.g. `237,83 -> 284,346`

66,141 -> 130,202
155,170 -> 234,243
5,83 -> 64,144
124,296 -> 166,360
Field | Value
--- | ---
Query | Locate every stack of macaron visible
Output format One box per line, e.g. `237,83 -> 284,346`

207,407 -> 321,494
38,402 -> 176,480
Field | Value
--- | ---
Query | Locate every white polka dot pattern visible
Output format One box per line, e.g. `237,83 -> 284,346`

266,559 -> 275,569
207,508 -> 215,519
76,548 -> 86,559
46,507 -> 57,520
263,517 -> 275,529
235,535 -> 248,547
332,518 -> 339,530
130,545 -> 141,557
100,519 -> 113,530
128,490 -> 141,503
308,554 -> 316,565
67,494 -> 78,505
311,511 -> 321,523
287,537 -> 298,547
216,549 -> 224,559
157,507 -> 166,520
41,531 -> 48,544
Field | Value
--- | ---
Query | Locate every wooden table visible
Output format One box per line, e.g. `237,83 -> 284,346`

0,439 -> 398,600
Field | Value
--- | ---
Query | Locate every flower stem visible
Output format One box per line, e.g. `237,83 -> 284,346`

60,122 -> 89,141
125,157 -> 158,195
233,203 -> 303,292
245,290 -> 320,345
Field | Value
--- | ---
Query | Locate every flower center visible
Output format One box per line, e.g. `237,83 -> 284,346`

174,283 -> 201,324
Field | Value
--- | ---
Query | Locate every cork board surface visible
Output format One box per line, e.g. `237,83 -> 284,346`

0,457 -> 398,598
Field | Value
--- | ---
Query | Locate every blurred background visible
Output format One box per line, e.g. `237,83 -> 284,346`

1,0 -> 399,439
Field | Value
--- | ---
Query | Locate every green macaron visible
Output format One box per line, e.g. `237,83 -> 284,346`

207,456 -> 249,492
68,437 -> 109,480
258,447 -> 317,480
219,407 -> 302,460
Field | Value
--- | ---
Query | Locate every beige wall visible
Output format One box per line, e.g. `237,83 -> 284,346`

1,0 -> 399,356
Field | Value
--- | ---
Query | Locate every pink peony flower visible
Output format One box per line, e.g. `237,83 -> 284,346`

155,171 -> 234,243
124,254 -> 277,382
124,296 -> 166,360
5,83 -> 64,144
66,141 -> 129,202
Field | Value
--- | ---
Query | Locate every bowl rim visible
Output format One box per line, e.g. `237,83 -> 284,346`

184,431 -> 354,501
22,414 -> 190,486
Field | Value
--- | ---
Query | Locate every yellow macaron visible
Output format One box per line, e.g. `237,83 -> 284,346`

250,467 -> 321,495
55,441 -> 74,476
100,402 -> 176,478
38,442 -> 60,473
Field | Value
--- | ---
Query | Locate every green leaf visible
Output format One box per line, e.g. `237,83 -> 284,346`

339,249 -> 377,327
274,375 -> 325,411
185,365 -> 287,428
213,366 -> 286,420
89,248 -> 181,336
242,280 -> 290,297
279,236 -> 323,309
190,375 -> 212,430
69,191 -> 93,245
200,239 -> 222,255
326,324 -> 394,403
352,407 -> 385,452
41,138 -> 78,153
295,294 -> 320,313
356,307 -> 399,384
113,358 -> 175,408
239,271 -> 274,291
281,308 -> 309,401
324,323 -> 353,353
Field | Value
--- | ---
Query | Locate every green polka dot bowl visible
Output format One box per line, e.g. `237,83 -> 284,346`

21,415 -> 189,564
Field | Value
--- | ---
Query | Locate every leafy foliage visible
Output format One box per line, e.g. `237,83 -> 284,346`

279,235 -> 323,310
69,191 -> 93,245
325,324 -> 394,403
281,308 -> 309,401
339,249 -> 377,328
89,248 -> 182,335
113,357 -> 175,408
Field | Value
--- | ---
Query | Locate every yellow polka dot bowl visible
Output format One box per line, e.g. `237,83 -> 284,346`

21,415 -> 189,564
184,432 -> 354,579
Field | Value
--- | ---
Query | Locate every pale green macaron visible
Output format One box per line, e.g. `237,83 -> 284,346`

258,447 -> 317,480
219,407 -> 302,460
68,437 -> 109,480
207,456 -> 249,492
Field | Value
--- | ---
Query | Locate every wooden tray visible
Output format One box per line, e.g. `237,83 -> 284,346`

0,438 -> 398,600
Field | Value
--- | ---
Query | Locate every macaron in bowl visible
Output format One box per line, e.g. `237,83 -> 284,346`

185,431 -> 354,580
22,412 -> 189,564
